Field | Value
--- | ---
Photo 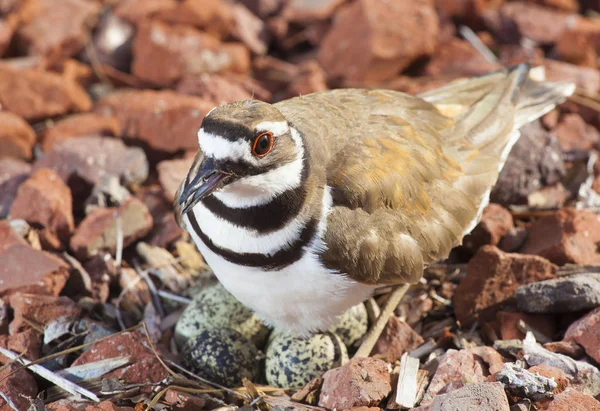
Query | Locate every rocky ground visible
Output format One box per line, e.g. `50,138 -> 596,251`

1,0 -> 600,410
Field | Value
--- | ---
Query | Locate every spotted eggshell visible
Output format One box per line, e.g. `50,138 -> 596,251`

328,303 -> 369,347
181,328 -> 264,387
265,332 -> 348,388
175,282 -> 270,348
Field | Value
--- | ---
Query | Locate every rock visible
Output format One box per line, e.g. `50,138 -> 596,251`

498,227 -> 528,253
239,0 -> 282,18
544,59 -> 600,93
453,245 -> 557,327
555,22 -> 599,69
318,357 -> 391,409
15,0 -> 101,58
113,0 -> 175,25
0,364 -> 37,411
521,208 -> 600,265
497,311 -> 556,341
499,45 -> 545,67
531,0 -> 579,11
553,113 -> 600,152
83,12 -> 135,73
42,113 -> 120,152
153,0 -> 234,39
175,282 -> 269,349
0,17 -> 16,57
463,204 -> 514,254
543,341 -> 585,358
95,90 -> 214,154
0,111 -> 36,160
33,136 -> 149,200
421,347 -> 504,405
545,387 -> 600,410
317,0 -> 439,84
491,120 -> 565,206
528,364 -> 570,393
371,316 -> 423,362
329,303 -> 369,347
70,197 -> 153,260
0,64 -> 92,121
527,183 -> 571,209
181,328 -> 263,388
0,223 -> 70,296
496,362 -> 557,400
266,332 -> 348,388
0,328 -> 42,361
136,186 -> 183,248
132,20 -> 250,87
163,389 -> 207,411
46,400 -> 136,410
10,169 -> 74,249
72,331 -> 169,385
231,3 -> 269,54
516,274 -> 600,314
176,73 -> 271,106
414,382 -> 510,411
564,306 -> 600,363
483,2 -> 575,45
423,38 -> 501,78
157,156 -> 194,201
0,158 -> 30,219
9,293 -> 83,334
284,60 -> 328,99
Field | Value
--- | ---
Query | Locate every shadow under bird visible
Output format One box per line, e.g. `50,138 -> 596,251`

175,64 -> 574,337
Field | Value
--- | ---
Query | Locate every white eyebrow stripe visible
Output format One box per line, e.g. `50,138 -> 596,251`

198,129 -> 257,163
255,121 -> 289,136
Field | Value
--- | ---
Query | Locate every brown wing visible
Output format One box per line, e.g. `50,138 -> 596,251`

278,66 -> 573,285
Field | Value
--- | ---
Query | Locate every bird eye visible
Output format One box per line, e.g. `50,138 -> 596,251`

252,132 -> 273,157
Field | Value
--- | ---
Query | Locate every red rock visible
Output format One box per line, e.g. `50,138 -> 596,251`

153,0 -> 234,39
281,0 -> 345,22
543,340 -> 585,358
16,0 -> 101,58
231,2 -> 268,54
528,364 -> 569,393
42,113 -> 120,152
553,113 -> 600,152
131,20 -> 250,87
72,331 -> 169,385
285,60 -> 328,98
497,311 -> 555,340
463,204 -> 514,254
531,0 -> 579,11
33,136 -> 148,201
545,387 -> 600,410
70,197 -> 152,260
163,389 -> 207,410
0,223 -> 70,297
453,245 -> 557,327
0,364 -> 37,411
544,59 -> 600,93
499,45 -> 545,67
95,90 -> 214,154
420,347 -> 504,405
318,357 -> 391,409
498,226 -> 528,253
0,17 -> 16,57
372,316 -> 424,362
555,19 -> 600,69
0,328 -> 42,361
239,0 -> 281,18
413,382 -> 510,411
136,185 -> 183,248
0,111 -> 36,160
10,169 -> 74,250
0,64 -> 92,121
46,399 -> 136,411
9,293 -> 82,334
564,306 -> 600,363
157,157 -> 194,201
520,208 -> 600,265
113,0 -> 175,24
483,2 -> 575,44
175,73 -> 271,106
317,0 -> 439,84
424,38 -> 501,78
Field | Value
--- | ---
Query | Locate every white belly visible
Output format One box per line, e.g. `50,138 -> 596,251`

183,186 -> 376,336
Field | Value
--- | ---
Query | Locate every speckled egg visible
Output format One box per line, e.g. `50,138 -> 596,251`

265,332 -> 348,388
181,328 -> 264,387
175,283 -> 270,348
328,303 -> 369,347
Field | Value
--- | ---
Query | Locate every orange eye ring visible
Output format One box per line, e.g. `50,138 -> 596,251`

252,132 -> 274,157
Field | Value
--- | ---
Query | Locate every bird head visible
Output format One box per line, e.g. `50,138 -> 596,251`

177,100 -> 302,216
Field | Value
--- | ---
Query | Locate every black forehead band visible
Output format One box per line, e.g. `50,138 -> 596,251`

201,118 -> 256,142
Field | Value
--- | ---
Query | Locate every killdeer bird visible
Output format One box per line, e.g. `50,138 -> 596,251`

176,64 -> 574,336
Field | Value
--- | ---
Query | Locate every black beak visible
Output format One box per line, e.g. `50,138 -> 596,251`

178,157 -> 230,215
